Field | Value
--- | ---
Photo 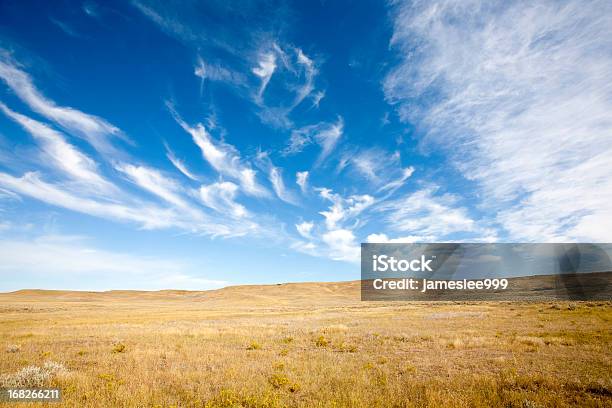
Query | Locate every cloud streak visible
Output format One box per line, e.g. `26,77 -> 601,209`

0,102 -> 116,194
0,56 -> 126,156
385,0 -> 612,242
198,181 -> 247,218
165,144 -> 199,181
168,104 -> 268,197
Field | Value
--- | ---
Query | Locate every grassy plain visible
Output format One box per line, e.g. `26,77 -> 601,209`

0,281 -> 610,407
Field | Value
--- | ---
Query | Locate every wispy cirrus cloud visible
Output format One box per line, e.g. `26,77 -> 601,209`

376,187 -> 494,241
284,118 -> 343,166
194,56 -> 246,94
317,187 -> 374,230
268,166 -> 297,205
251,44 -> 321,129
0,56 -> 127,156
0,170 -> 258,237
385,0 -> 612,242
164,143 -> 199,181
0,171 -> 176,230
255,151 -> 298,205
0,234 -> 228,291
0,102 -> 116,194
49,17 -> 83,38
291,48 -> 317,109
197,181 -> 247,219
115,163 -> 190,209
131,0 -> 199,43
168,103 -> 269,197
296,171 -> 308,193
252,51 -> 277,102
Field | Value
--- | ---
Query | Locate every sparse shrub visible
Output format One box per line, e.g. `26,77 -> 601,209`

43,361 -> 67,376
208,388 -> 281,407
6,344 -> 21,353
288,381 -> 301,393
522,399 -> 542,408
278,348 -> 289,356
550,304 -> 561,310
447,338 -> 463,349
268,373 -> 289,389
567,304 -> 577,311
323,324 -> 348,333
518,336 -> 544,347
315,335 -> 329,347
272,361 -> 285,371
399,363 -> 417,375
0,361 -> 67,388
420,335 -> 434,342
246,340 -> 261,350
336,342 -> 357,353
112,343 -> 126,353
0,366 -> 49,387
281,336 -> 294,344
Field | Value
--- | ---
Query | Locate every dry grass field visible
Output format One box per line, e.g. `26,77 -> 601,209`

0,281 -> 610,407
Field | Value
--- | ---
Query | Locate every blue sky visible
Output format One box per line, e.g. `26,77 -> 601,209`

0,0 -> 610,291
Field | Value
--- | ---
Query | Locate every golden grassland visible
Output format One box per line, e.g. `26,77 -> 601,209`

0,281 -> 610,407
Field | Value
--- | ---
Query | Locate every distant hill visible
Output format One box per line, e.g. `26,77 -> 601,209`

1,272 -> 610,305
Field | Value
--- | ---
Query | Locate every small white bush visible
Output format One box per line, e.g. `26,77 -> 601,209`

5,344 -> 21,353
0,361 -> 67,388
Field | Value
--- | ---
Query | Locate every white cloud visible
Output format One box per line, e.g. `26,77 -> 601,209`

311,90 -> 325,109
0,102 -> 115,193
378,166 -> 415,193
252,51 -> 277,102
291,48 -> 316,109
169,105 -> 268,197
165,144 -> 199,181
115,163 -> 189,209
317,188 -> 374,230
82,1 -> 100,19
131,0 -> 199,43
377,187 -> 479,240
0,234 -> 228,290
198,181 -> 247,218
50,18 -> 82,38
366,233 -> 432,244
314,118 -> 343,166
284,119 -> 344,165
0,56 -> 125,155
321,229 -> 359,263
296,221 -> 313,238
296,171 -> 309,192
268,166 -> 297,205
0,171 -> 249,237
0,171 -> 176,229
385,0 -> 612,241
349,148 -> 399,182
194,56 -> 245,93
343,148 -> 413,193
251,45 -> 321,129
